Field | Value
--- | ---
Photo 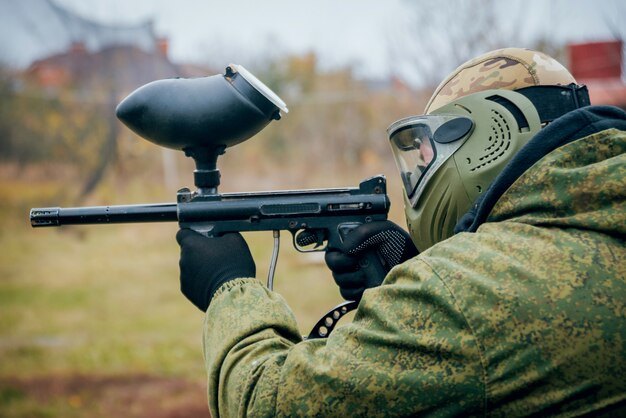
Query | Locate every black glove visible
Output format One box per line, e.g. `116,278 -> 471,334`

176,229 -> 256,311
325,221 -> 418,301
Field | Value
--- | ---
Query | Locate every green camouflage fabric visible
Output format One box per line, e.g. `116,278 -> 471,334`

425,48 -> 576,112
203,128 -> 626,417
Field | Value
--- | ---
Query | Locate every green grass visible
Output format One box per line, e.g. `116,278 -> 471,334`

0,169 -> 405,416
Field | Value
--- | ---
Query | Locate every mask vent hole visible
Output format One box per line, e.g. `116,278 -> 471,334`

486,94 -> 529,131
469,109 -> 512,172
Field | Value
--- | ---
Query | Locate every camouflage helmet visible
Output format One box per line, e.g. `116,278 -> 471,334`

425,48 -> 576,113
388,48 -> 588,251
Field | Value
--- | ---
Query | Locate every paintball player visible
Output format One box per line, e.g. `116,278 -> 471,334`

176,48 -> 626,416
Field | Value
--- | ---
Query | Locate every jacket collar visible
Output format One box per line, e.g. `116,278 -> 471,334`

455,105 -> 626,234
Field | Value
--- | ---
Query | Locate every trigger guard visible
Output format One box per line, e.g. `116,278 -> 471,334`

306,300 -> 358,339
293,229 -> 326,252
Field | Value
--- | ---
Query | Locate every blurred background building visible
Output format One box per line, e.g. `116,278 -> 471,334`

1,0 -> 624,192
569,40 -> 626,107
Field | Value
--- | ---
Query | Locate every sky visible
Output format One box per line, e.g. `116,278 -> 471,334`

54,0 -> 408,78
51,0 -> 625,80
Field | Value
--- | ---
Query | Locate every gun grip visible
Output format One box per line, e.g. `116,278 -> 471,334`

337,223 -> 389,295
358,250 -> 388,290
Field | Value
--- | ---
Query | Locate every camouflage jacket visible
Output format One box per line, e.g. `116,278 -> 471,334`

203,108 -> 626,417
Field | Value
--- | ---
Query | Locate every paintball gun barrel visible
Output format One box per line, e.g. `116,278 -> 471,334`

30,177 -> 389,251
29,64 -> 390,338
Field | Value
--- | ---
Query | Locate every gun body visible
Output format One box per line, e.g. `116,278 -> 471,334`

31,176 -> 389,251
29,68 -> 390,338
31,176 -> 389,338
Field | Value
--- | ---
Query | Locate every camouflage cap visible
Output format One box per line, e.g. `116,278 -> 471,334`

425,48 -> 577,113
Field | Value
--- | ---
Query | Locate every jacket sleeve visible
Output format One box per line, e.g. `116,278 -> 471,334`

203,261 -> 486,418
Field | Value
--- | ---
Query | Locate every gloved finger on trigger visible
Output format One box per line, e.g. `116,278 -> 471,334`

325,250 -> 359,273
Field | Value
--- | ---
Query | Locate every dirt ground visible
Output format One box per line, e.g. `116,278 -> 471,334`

0,374 -> 211,418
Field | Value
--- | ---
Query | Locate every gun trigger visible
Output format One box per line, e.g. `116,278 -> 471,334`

295,229 -> 326,250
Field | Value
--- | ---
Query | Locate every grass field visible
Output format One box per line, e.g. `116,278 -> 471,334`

0,167 -> 403,417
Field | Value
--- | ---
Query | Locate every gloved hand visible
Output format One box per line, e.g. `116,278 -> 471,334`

325,221 -> 418,301
176,229 -> 256,311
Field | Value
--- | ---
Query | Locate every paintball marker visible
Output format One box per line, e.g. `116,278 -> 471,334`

29,64 -> 390,339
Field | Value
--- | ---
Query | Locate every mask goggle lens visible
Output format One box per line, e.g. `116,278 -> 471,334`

388,114 -> 473,205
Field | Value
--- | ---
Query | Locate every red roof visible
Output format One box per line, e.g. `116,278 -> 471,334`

569,41 -> 626,108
